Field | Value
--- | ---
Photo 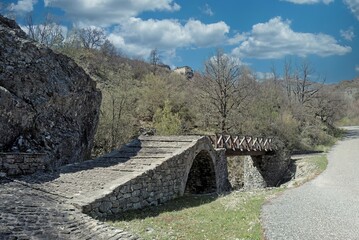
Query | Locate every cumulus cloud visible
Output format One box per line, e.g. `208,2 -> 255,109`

340,27 -> 355,41
9,0 -> 37,13
232,17 -> 351,59
356,65 -> 359,72
281,0 -> 333,4
44,0 -> 181,25
108,18 -> 230,58
227,33 -> 247,45
344,0 -> 359,20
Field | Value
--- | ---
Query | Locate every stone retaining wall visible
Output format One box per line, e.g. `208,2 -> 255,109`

81,137 -> 229,219
243,156 -> 267,189
0,153 -> 47,176
243,150 -> 291,189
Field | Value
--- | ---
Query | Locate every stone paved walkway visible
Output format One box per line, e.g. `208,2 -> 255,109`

0,179 -> 137,240
16,136 -> 199,205
0,136 -> 200,239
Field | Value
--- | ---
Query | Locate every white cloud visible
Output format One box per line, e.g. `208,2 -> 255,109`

340,27 -> 355,41
108,18 -> 230,59
356,65 -> 359,72
344,0 -> 359,20
281,0 -> 333,4
44,0 -> 180,26
232,17 -> 351,59
201,3 -> 214,16
227,33 -> 247,45
9,0 -> 37,13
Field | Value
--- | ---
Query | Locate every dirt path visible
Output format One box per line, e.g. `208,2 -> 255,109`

261,126 -> 359,240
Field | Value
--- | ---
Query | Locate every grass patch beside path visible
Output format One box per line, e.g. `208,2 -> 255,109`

109,155 -> 328,240
282,154 -> 328,189
311,155 -> 328,173
109,190 -> 280,240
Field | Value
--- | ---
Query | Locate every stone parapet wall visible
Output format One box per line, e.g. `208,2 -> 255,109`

82,153 -> 186,219
80,137 -> 228,219
0,153 -> 47,176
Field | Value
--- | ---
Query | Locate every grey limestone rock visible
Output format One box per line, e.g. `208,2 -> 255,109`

0,15 -> 101,168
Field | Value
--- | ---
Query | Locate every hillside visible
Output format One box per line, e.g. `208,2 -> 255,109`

334,77 -> 359,99
56,47 -> 197,155
53,46 -> 351,156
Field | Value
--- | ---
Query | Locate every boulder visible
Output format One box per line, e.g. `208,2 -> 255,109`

0,15 -> 101,168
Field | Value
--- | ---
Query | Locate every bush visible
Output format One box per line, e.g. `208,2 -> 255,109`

153,100 -> 182,135
299,124 -> 336,150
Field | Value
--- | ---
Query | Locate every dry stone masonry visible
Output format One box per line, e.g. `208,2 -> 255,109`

243,141 -> 291,189
0,153 -> 47,176
1,135 -> 230,238
76,136 -> 230,219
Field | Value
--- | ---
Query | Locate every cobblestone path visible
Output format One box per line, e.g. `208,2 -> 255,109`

0,179 -> 137,240
0,136 -> 200,239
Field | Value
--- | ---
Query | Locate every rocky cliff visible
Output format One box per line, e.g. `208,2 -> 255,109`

0,15 -> 101,168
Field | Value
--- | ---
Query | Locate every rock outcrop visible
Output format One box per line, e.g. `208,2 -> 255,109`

0,15 -> 101,168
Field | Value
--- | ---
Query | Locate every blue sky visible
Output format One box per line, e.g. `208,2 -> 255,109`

1,0 -> 359,83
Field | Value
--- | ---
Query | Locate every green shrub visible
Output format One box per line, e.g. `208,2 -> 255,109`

154,100 -> 182,135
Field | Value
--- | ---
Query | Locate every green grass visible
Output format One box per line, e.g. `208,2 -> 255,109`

309,154 -> 328,174
109,155 -> 328,240
109,190 -> 281,240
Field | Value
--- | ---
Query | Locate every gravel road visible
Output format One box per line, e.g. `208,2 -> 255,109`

261,126 -> 359,240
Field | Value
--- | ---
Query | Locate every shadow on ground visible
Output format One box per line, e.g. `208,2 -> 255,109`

13,138 -> 142,184
341,126 -> 359,140
107,194 -> 218,221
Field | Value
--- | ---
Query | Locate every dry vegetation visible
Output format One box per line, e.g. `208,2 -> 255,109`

60,46 -> 347,156
17,14 -> 355,155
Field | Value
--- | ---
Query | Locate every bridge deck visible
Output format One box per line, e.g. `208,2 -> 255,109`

17,136 -> 202,201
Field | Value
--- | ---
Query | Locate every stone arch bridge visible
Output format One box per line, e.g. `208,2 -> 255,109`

1,135 -> 289,222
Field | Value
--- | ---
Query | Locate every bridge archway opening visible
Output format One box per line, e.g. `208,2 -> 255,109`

185,150 -> 216,194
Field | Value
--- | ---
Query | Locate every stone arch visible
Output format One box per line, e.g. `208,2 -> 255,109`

184,150 -> 217,194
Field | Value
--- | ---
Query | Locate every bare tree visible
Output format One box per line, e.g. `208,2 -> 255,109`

293,60 -> 323,106
270,62 -> 279,86
149,48 -> 161,75
80,27 -> 106,49
283,58 -> 293,103
25,13 -> 64,48
199,49 -> 247,132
